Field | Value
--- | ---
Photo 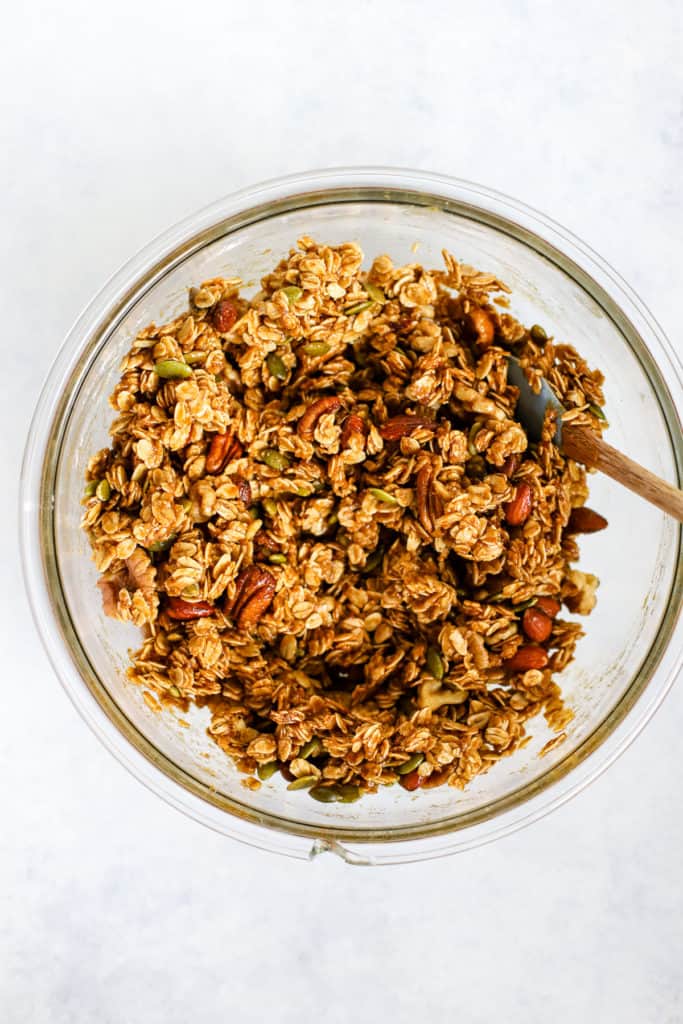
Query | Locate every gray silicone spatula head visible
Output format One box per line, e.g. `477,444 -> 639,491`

507,357 -> 564,444
507,358 -> 683,521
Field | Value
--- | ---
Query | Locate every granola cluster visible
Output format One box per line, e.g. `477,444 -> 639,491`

81,237 -> 607,802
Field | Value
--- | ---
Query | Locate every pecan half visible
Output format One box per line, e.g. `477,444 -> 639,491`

504,482 -> 533,526
226,565 -> 276,630
166,596 -> 215,620
206,430 -> 242,474
380,415 -> 436,441
340,413 -> 366,449
567,506 -> 608,534
503,645 -> 549,671
211,299 -> 238,333
415,464 -> 443,533
297,395 -> 342,441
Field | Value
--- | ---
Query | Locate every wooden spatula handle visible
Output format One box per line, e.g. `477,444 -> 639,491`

563,425 -> 683,522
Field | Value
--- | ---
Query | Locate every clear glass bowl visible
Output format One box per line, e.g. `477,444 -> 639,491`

21,168 -> 683,865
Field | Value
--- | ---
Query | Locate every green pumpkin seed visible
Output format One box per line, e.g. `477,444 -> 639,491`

148,533 -> 177,553
95,479 -> 111,501
362,547 -> 384,574
365,283 -> 386,304
426,646 -> 444,681
262,497 -> 278,517
287,774 -> 318,791
369,487 -> 399,506
396,752 -> 425,775
268,553 -> 287,565
282,285 -> 303,304
179,497 -> 193,512
299,738 -> 323,760
169,685 -> 181,698
83,480 -> 98,498
266,353 -> 287,380
248,506 -> 260,520
345,300 -> 373,315
588,403 -> 607,422
181,583 -> 200,599
257,761 -> 279,781
261,448 -> 290,471
335,783 -> 361,803
309,785 -> 339,803
513,597 -> 537,611
154,359 -> 193,380
530,324 -> 548,342
184,351 -> 205,365
327,512 -> 339,527
301,342 -> 330,357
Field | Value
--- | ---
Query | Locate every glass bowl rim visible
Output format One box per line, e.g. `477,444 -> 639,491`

20,166 -> 683,865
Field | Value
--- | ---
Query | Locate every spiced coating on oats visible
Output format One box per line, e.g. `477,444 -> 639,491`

81,238 -> 607,796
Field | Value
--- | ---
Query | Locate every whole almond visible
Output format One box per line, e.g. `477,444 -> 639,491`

535,596 -> 561,618
504,482 -> 533,526
504,645 -> 549,671
380,415 -> 436,441
502,452 -> 521,478
211,299 -> 238,333
522,607 -> 553,643
398,769 -> 423,791
166,596 -> 215,621
567,506 -> 608,534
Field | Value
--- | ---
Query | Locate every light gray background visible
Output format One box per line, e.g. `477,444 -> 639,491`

2,2 -> 682,1021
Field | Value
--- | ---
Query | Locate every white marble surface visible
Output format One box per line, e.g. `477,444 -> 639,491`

2,1 -> 682,1021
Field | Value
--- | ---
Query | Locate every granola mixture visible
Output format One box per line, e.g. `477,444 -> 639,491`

81,238 -> 608,803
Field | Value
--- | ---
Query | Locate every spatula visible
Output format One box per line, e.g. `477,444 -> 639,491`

507,358 -> 683,522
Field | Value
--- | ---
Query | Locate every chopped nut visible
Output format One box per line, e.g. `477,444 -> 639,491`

567,506 -> 608,534
504,482 -> 533,526
212,299 -> 238,333
165,596 -> 215,621
81,237 -> 605,805
225,565 -> 276,630
380,415 -> 436,441
297,395 -> 342,441
206,430 -> 242,474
